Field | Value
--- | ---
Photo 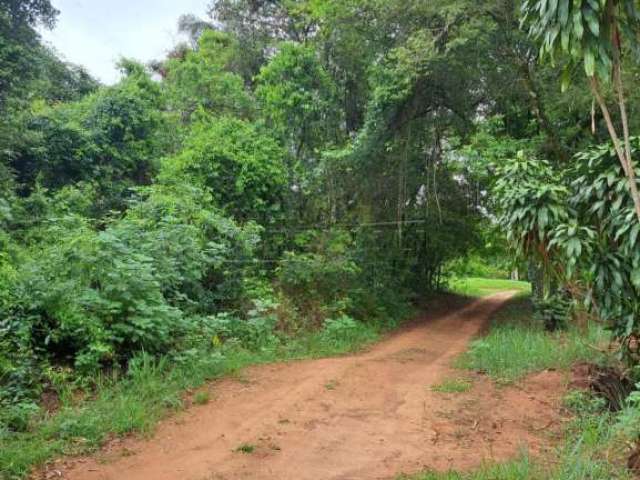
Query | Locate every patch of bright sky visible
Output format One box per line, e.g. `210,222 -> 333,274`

40,0 -> 210,85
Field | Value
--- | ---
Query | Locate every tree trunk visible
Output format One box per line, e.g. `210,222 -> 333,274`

528,259 -> 544,301
589,77 -> 640,223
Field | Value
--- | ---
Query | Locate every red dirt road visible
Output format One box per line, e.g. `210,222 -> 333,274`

53,293 -> 564,480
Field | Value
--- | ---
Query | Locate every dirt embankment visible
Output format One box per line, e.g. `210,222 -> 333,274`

44,292 -> 565,480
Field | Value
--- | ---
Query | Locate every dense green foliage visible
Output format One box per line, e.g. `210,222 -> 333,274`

492,142 -> 640,361
0,0 -> 493,443
3,0 -> 640,476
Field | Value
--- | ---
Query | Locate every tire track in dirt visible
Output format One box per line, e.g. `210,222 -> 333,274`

51,292 -> 565,480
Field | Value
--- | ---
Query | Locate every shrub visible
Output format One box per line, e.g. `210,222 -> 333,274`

0,184 -> 260,404
275,231 -> 362,323
205,303 -> 279,351
533,292 -> 572,331
319,315 -> 377,351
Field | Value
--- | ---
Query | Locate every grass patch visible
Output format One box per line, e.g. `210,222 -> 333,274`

398,454 -> 542,479
449,277 -> 531,298
456,297 -> 609,383
324,379 -> 339,390
0,317 -> 384,479
235,443 -> 256,454
401,298 -> 635,480
400,390 -> 635,480
430,378 -> 472,394
193,390 -> 210,405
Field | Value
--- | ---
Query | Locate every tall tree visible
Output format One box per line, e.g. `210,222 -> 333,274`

522,0 -> 640,221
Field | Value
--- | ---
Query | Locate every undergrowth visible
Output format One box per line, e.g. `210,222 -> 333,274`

400,389 -> 637,480
397,455 -> 543,480
430,378 -> 472,394
402,294 -> 638,480
456,297 -> 609,383
0,315 -> 383,479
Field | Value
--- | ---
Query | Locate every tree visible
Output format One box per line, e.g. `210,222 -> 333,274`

8,60 -> 164,210
162,30 -> 253,123
255,42 -> 338,164
494,150 -> 569,299
0,0 -> 59,108
522,0 -> 640,221
160,116 -> 287,224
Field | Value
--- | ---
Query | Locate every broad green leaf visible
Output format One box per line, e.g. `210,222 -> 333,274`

559,0 -> 570,25
561,66 -> 571,91
583,8 -> 600,36
573,10 -> 584,39
584,49 -> 595,76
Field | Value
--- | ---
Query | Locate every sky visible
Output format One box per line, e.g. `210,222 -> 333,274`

40,0 -> 210,84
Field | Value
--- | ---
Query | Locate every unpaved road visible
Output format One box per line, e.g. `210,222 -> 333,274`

53,293 -> 564,480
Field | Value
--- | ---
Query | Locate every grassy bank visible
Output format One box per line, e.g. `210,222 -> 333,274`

0,319 -> 382,479
456,296 -> 609,383
402,291 -> 638,480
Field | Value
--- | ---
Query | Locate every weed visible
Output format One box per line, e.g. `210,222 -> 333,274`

235,443 -> 256,454
324,379 -> 339,390
193,391 -> 210,405
430,378 -> 472,394
397,453 -> 542,479
563,390 -> 606,415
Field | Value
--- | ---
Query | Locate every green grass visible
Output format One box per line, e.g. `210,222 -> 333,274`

448,277 -> 531,298
456,297 -> 609,384
0,320 -> 382,479
398,454 -> 542,479
324,379 -> 339,390
430,378 -> 472,394
400,294 -> 634,480
193,390 -> 210,405
235,443 -> 256,454
399,392 -> 634,480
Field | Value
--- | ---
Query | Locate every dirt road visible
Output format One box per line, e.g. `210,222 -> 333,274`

56,293 -> 564,480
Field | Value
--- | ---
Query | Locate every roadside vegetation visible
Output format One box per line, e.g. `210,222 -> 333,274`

457,296 -> 608,383
430,378 -> 473,394
405,294 -> 638,479
404,385 -> 637,480
0,310 -> 387,478
3,0 -> 640,478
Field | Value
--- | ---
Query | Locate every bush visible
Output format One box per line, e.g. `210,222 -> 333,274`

0,184 -> 260,412
319,315 -> 378,351
205,300 -> 279,351
276,231 -> 361,326
533,292 -> 572,331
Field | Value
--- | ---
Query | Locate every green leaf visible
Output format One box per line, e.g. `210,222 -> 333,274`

561,27 -> 571,51
573,10 -> 584,39
586,0 -> 600,12
561,66 -> 571,91
631,225 -> 640,245
584,49 -> 596,76
559,0 -> 570,25
583,8 -> 600,36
